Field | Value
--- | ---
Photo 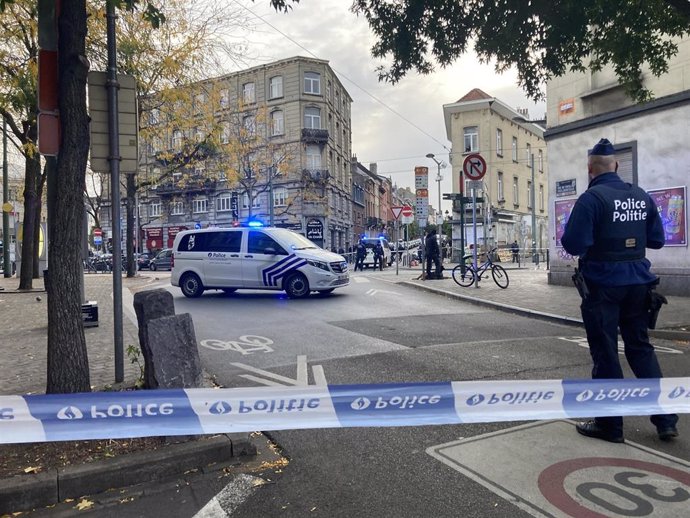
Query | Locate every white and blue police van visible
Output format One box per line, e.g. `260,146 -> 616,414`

171,225 -> 349,298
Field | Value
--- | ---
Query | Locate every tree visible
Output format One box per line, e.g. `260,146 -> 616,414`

352,0 -> 690,102
0,1 -> 44,289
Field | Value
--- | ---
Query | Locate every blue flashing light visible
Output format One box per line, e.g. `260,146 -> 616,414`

247,220 -> 264,228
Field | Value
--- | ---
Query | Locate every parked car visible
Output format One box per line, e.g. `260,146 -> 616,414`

136,253 -> 152,270
149,248 -> 173,271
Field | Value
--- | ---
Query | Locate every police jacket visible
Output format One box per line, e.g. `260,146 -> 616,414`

561,173 -> 664,286
356,244 -> 366,257
425,233 -> 440,258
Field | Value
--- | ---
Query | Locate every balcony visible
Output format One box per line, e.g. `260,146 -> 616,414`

152,178 -> 217,195
301,128 -> 329,144
302,169 -> 330,183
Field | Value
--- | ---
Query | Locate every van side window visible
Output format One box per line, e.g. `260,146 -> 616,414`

248,231 -> 287,255
205,231 -> 242,253
178,233 -> 206,251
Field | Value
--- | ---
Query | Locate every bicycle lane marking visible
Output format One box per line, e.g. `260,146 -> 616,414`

427,420 -> 690,517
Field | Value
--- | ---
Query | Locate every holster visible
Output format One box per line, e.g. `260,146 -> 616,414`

646,280 -> 668,329
571,267 -> 589,300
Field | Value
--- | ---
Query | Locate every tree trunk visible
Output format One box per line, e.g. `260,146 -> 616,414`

126,173 -> 136,277
47,2 -> 91,394
18,149 -> 40,289
32,167 -> 47,278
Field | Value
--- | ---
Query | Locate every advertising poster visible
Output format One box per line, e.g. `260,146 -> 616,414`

648,186 -> 687,246
554,199 -> 577,247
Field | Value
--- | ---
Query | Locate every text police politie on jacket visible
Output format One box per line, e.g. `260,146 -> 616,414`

613,198 -> 647,222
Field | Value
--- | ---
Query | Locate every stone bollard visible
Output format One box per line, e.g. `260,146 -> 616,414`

146,313 -> 203,389
132,289 -> 175,388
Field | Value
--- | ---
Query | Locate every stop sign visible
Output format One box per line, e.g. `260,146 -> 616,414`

401,206 -> 413,217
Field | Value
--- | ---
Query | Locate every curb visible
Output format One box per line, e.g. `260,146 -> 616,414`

0,433 -> 256,515
398,281 -> 690,341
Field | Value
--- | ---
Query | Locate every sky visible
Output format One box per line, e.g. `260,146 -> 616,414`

225,0 -> 546,214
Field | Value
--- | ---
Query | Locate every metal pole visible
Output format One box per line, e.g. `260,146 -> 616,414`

459,170 -> 466,273
269,167 -> 274,226
436,164 -> 442,225
2,118 -> 10,277
472,186 -> 478,289
531,153 -> 536,266
107,3 -> 124,383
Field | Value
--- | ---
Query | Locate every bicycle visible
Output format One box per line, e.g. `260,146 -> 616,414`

452,247 -> 509,289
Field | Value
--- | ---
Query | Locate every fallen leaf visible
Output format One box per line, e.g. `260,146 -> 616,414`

23,466 -> 41,473
75,499 -> 94,511
311,507 -> 317,512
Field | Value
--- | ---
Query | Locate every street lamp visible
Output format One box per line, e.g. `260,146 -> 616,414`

426,153 -> 445,225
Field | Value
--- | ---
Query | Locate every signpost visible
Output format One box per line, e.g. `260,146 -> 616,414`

93,228 -> 103,248
463,154 -> 487,287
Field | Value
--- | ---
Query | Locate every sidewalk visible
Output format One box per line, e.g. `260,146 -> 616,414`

385,263 -> 690,340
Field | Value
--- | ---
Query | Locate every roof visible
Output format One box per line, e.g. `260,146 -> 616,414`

456,88 -> 493,103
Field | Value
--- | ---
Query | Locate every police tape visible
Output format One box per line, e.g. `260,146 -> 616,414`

1,377 -> 689,444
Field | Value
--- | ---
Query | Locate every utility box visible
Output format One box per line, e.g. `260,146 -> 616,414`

81,301 -> 99,328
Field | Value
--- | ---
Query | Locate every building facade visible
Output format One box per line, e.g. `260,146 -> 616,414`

130,56 -> 353,253
443,89 -> 549,261
545,38 -> 690,294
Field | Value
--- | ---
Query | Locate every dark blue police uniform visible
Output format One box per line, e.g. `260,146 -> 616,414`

562,140 -> 678,442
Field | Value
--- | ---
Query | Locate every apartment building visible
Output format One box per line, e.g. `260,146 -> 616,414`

545,38 -> 690,294
132,56 -> 353,252
443,89 -> 548,260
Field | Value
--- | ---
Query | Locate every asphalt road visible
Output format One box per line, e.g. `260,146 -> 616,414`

53,270 -> 686,518
157,271 -> 689,518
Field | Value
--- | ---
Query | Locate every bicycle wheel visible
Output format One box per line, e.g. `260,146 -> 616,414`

491,264 -> 509,289
452,264 -> 476,287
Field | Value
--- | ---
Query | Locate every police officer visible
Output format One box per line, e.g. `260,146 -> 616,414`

425,226 -> 443,279
354,240 -> 366,271
562,138 -> 678,443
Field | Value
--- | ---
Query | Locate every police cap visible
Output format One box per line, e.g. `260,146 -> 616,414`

588,138 -> 615,156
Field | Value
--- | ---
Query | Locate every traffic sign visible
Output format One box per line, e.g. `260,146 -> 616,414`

463,153 -> 487,181
391,206 -> 403,220
401,206 -> 413,218
93,228 -> 102,237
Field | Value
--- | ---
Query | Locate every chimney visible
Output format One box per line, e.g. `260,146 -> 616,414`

369,163 -> 377,175
516,107 -> 530,120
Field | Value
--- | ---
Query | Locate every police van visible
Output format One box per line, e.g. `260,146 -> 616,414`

171,226 -> 349,298
361,236 -> 392,268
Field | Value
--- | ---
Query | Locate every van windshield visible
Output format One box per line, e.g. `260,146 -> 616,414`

270,228 -> 320,250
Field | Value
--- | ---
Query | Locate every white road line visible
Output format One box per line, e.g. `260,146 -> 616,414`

312,365 -> 327,386
193,474 -> 265,517
352,276 -> 370,283
296,355 -> 308,385
231,362 -> 303,385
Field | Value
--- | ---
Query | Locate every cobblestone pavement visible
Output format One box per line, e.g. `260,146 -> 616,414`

0,272 -> 160,396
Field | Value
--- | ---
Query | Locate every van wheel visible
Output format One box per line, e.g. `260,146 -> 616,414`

284,272 -> 310,298
180,272 -> 204,298
149,263 -> 157,272
221,288 -> 237,295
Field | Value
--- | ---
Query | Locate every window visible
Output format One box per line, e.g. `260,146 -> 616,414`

219,88 -> 229,109
306,145 -> 321,170
497,172 -> 504,201
269,76 -> 283,99
194,126 -> 203,142
152,136 -> 162,153
463,126 -> 478,153
273,187 -> 288,207
270,110 -> 284,136
170,201 -> 184,215
194,92 -> 206,111
181,231 -> 242,253
172,130 -> 183,151
248,231 -> 287,255
304,107 -> 321,129
526,143 -> 532,166
242,192 -> 261,209
513,177 -> 519,205
217,195 -> 232,212
527,181 -> 533,208
538,149 -> 544,172
193,199 -> 208,213
243,115 -> 256,135
242,82 -> 255,104
148,108 -> 160,125
496,129 -> 503,156
539,184 -> 544,210
150,203 -> 161,217
221,122 -> 230,144
512,137 -> 518,162
304,72 -> 321,94
193,163 -> 205,176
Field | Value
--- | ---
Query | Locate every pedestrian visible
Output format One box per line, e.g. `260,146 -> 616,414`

510,240 -> 519,263
355,240 -> 366,271
338,246 -> 345,256
373,241 -> 384,271
425,226 -> 443,279
562,137 -> 678,444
